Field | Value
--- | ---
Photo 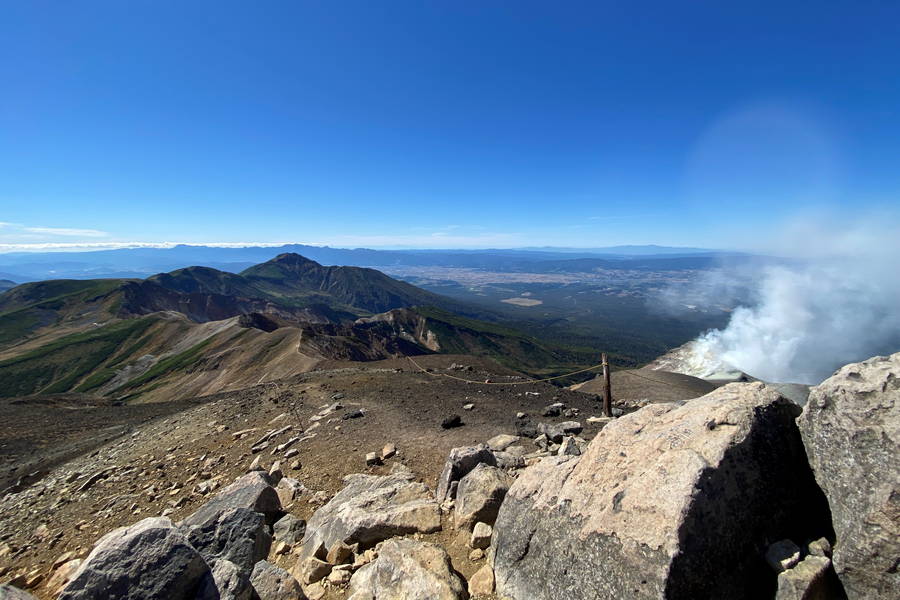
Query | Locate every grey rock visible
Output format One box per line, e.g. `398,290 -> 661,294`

455,463 -> 513,530
347,538 -> 467,600
486,434 -> 519,452
493,382 -> 833,600
59,517 -> 210,600
797,352 -> 899,599
182,472 -> 282,528
301,471 -> 440,558
182,507 -> 271,575
537,421 -> 582,443
435,444 -> 497,503
273,514 -> 306,546
492,451 -> 525,470
775,555 -> 844,600
250,561 -> 306,600
470,522 -> 493,549
198,559 -> 253,600
557,436 -> 581,456
275,477 -> 306,508
0,586 -> 38,599
807,537 -> 832,558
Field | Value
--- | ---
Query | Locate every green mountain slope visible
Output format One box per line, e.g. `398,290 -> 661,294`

241,253 -> 445,313
0,254 -> 601,400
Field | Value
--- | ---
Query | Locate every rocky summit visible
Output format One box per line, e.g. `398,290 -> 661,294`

1,349 -> 898,599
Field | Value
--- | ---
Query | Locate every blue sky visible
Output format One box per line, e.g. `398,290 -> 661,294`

1,1 -> 898,251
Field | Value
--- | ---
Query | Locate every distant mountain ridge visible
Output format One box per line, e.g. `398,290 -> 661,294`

0,244 -> 758,281
0,253 -> 593,400
0,253 -> 452,336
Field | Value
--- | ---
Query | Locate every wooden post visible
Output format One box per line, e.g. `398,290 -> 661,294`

601,352 -> 612,417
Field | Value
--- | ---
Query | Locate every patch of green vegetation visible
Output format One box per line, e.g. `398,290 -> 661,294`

0,317 -> 156,397
73,368 -> 118,393
0,279 -> 129,348
0,308 -> 45,346
120,336 -> 214,390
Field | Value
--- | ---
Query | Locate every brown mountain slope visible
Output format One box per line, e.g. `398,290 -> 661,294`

571,367 -> 717,403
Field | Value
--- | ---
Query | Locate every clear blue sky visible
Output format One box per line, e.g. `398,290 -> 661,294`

1,1 -> 898,250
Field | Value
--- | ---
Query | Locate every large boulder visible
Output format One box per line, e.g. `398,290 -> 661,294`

301,471 -> 440,557
493,382 -> 834,600
59,517 -> 211,600
435,444 -> 496,502
454,463 -> 512,530
181,507 -> 271,575
797,353 -> 900,599
347,538 -> 467,600
250,561 -> 306,600
182,472 -> 282,528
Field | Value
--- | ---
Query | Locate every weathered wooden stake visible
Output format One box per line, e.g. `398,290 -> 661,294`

601,352 -> 612,417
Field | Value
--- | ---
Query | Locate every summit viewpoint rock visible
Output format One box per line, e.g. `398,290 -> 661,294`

798,352 -> 900,599
492,382 -> 834,600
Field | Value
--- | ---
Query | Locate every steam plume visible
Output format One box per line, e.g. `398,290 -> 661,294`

683,215 -> 900,384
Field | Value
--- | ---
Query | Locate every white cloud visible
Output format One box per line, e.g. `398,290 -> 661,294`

0,241 -> 320,253
22,226 -> 109,237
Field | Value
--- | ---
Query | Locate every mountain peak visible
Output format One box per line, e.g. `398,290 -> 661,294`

269,252 -> 321,266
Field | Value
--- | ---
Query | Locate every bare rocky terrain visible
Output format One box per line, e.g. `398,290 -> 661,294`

0,354 -> 610,599
0,255 -> 895,599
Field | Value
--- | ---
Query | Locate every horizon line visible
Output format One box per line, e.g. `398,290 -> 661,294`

0,241 -> 732,254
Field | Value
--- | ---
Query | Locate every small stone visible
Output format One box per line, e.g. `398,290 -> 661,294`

297,556 -> 331,585
305,581 -> 326,600
441,415 -> 463,429
365,452 -> 381,466
283,449 -> 299,459
327,567 -> 351,585
268,461 -> 283,484
587,416 -> 612,425
470,522 -> 493,549
486,434 -> 519,452
381,443 -> 397,460
468,564 -> 495,596
469,548 -> 484,561
52,551 -> 76,570
289,460 -> 301,471
516,412 -> 526,419
807,537 -> 832,558
326,542 -> 353,566
558,436 -> 581,456
766,539 -> 802,573
463,403 -> 475,411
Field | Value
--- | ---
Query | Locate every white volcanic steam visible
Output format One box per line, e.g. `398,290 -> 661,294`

682,218 -> 900,384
